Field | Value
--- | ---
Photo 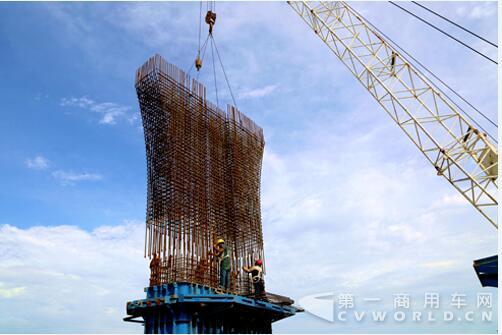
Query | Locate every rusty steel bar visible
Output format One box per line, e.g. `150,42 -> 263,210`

136,54 -> 265,295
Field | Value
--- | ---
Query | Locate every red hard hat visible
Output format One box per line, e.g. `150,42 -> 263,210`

255,259 -> 263,266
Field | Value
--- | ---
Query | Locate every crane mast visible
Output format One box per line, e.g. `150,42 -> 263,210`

288,1 -> 498,228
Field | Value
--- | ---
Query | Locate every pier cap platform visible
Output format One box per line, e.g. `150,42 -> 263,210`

124,282 -> 302,333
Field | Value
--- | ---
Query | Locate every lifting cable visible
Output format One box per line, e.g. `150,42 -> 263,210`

411,1 -> 498,48
389,1 -> 497,65
210,36 -> 219,107
196,36 -> 209,81
198,1 -> 202,57
211,35 -> 238,108
351,5 -> 498,143
186,1 -> 204,76
186,34 -> 209,78
188,1 -> 238,109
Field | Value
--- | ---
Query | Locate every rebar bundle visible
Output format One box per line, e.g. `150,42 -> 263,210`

136,54 -> 265,295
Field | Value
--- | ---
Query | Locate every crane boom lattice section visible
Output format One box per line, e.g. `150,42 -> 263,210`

288,1 -> 498,227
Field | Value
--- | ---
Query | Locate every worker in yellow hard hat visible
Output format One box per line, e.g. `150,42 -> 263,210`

212,238 -> 231,290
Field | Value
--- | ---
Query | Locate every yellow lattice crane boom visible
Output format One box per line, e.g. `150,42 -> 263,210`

288,1 -> 498,228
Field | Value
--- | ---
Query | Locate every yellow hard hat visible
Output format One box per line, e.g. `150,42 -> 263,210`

215,238 -> 225,246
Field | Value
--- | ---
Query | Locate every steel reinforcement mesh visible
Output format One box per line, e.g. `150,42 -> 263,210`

135,54 -> 265,295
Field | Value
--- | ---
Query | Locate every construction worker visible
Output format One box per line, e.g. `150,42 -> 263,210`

212,238 -> 231,290
243,259 -> 265,297
149,253 -> 160,286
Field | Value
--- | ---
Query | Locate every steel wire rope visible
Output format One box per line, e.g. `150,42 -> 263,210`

411,1 -> 497,48
389,1 -> 497,65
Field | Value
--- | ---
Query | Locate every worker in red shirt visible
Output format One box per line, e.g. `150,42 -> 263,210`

243,259 -> 265,297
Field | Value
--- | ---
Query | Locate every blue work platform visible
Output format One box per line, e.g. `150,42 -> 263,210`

473,255 -> 498,288
124,282 -> 300,333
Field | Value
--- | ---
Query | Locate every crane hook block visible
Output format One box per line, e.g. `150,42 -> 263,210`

195,55 -> 202,71
205,11 -> 216,34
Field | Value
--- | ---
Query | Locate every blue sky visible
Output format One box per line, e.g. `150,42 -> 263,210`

0,1 -> 498,333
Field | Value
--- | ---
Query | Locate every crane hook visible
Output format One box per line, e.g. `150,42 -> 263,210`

205,10 -> 216,35
195,10 -> 217,71
195,53 -> 202,71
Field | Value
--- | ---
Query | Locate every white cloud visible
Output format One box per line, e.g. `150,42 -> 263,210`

25,157 -> 104,187
52,170 -> 103,185
25,156 -> 50,170
388,223 -> 425,243
60,97 -> 134,125
60,96 -> 94,109
0,283 -> 26,298
433,193 -> 469,208
34,93 -> 49,101
456,3 -> 496,19
0,222 -> 146,333
422,260 -> 459,270
238,85 -> 278,99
